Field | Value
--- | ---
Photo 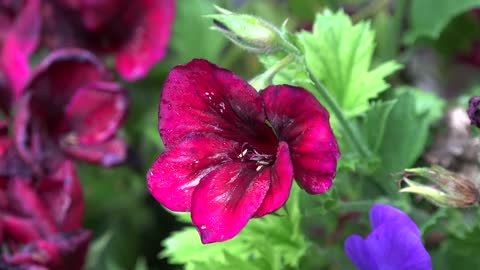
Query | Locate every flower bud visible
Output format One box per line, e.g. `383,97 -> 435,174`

399,166 -> 479,208
206,6 -> 283,53
467,96 -> 480,127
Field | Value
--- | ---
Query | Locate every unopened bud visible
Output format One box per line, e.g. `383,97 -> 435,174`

206,6 -> 283,53
399,166 -> 479,208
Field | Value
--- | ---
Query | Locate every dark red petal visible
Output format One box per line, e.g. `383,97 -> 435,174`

37,161 -> 84,231
62,137 -> 126,166
7,178 -> 57,235
191,162 -> 270,243
27,49 -> 110,124
254,142 -> 294,217
63,81 -> 128,145
147,133 -> 239,211
160,59 -> 277,152
261,85 -> 340,194
115,0 -> 175,80
1,0 -> 41,95
2,215 -> 42,243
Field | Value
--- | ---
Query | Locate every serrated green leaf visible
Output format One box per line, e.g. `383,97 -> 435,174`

405,0 -> 480,44
298,10 -> 401,117
161,185 -> 308,270
363,100 -> 397,154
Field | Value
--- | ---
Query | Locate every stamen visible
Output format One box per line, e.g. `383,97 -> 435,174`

256,165 -> 263,171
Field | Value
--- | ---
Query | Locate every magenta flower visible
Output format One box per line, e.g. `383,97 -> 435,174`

42,0 -> 175,81
13,49 -> 129,175
147,59 -> 340,243
0,160 -> 91,270
344,204 -> 432,270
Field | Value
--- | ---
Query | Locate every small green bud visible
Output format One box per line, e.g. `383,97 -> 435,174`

399,166 -> 479,208
206,6 -> 283,53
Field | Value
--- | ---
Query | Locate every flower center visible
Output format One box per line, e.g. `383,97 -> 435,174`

237,143 -> 274,171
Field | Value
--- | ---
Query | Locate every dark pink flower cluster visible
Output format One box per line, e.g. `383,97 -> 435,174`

148,59 -> 340,243
0,0 -> 175,268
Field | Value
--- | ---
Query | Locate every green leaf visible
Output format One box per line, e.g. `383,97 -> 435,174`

161,185 -> 308,270
85,232 -> 114,270
298,10 -> 401,117
258,51 -> 313,88
170,0 -> 227,63
363,100 -> 397,154
405,0 -> 480,44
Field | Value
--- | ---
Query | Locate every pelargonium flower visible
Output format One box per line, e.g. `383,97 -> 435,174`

344,204 -> 432,270
14,49 -> 129,175
147,59 -> 340,243
0,160 -> 91,270
42,0 -> 175,81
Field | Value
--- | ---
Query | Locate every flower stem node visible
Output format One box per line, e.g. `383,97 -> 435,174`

399,166 -> 480,208
206,6 -> 283,53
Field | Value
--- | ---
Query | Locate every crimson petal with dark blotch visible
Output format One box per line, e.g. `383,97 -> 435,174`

254,142 -> 293,217
63,81 -> 128,145
191,161 -> 271,243
116,0 -> 175,81
148,133 -> 239,211
159,59 -> 277,150
261,85 -> 340,193
27,49 -> 110,123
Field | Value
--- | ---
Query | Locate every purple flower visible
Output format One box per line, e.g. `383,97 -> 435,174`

13,49 -> 129,174
42,0 -> 175,81
468,96 -> 480,128
147,59 -> 340,243
344,204 -> 432,270
0,160 -> 91,270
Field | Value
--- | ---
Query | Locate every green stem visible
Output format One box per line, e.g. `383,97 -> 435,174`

305,67 -> 372,159
249,54 -> 295,89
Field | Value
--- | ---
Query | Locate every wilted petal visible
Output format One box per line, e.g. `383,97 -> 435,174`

344,235 -> 376,270
115,0 -> 175,80
254,142 -> 293,217
159,59 -> 276,150
63,81 -> 128,145
37,161 -> 83,230
364,223 -> 431,270
147,133 -> 238,211
1,0 -> 41,95
191,162 -> 270,243
369,204 -> 420,237
261,85 -> 339,193
62,137 -> 126,166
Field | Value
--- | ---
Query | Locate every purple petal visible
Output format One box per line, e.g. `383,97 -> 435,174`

62,137 -> 126,166
254,141 -> 294,217
62,81 -> 128,145
115,0 -> 175,80
365,223 -> 432,270
344,235 -> 377,270
147,133 -> 239,211
2,215 -> 42,243
191,161 -> 270,243
261,85 -> 340,193
159,59 -> 277,151
369,204 -> 420,237
1,0 -> 41,95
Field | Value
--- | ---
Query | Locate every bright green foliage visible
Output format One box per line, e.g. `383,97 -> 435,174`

299,10 -> 401,117
259,51 -> 312,88
161,185 -> 308,270
170,0 -> 227,63
405,0 -> 480,44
